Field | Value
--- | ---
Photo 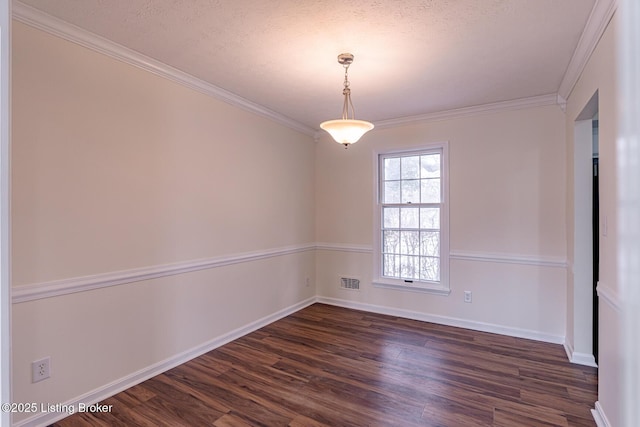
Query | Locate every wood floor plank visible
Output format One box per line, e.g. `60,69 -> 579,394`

114,383 -> 156,406
53,304 -> 597,426
150,370 -> 231,415
212,413 -> 255,427
493,398 -> 575,426
288,414 -> 332,427
421,392 -> 494,427
520,389 -> 597,422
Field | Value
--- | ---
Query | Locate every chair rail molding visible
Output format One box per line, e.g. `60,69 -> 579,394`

449,250 -> 568,268
12,243 -> 316,303
596,282 -> 621,312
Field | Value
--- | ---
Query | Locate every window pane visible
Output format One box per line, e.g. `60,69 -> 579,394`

420,231 -> 440,257
401,156 -> 420,179
379,148 -> 446,286
384,181 -> 401,203
421,178 -> 441,203
419,257 -> 440,281
402,180 -> 420,203
421,154 -> 441,178
383,230 -> 400,253
400,255 -> 418,279
383,254 -> 399,277
420,207 -> 440,229
383,207 -> 400,228
384,157 -> 400,181
400,207 -> 419,229
400,231 -> 419,255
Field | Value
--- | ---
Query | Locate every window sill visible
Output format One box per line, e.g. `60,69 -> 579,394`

372,280 -> 451,296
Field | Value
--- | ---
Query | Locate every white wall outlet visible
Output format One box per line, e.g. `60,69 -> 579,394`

305,277 -> 310,287
464,291 -> 472,303
32,357 -> 51,383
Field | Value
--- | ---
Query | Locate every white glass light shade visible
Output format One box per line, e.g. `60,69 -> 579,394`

320,119 -> 374,145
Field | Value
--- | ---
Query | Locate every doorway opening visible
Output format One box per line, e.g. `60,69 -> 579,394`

592,117 -> 599,363
572,90 -> 599,366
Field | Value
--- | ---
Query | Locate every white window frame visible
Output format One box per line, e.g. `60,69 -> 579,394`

373,142 -> 450,295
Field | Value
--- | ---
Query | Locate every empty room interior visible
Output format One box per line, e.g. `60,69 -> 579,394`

4,0 -> 634,426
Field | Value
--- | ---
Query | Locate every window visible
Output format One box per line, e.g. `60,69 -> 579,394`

374,143 -> 449,294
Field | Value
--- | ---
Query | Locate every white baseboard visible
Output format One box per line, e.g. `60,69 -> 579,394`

316,297 -> 565,344
563,341 -> 598,367
591,401 -> 611,427
14,295 -> 570,426
14,297 -> 316,427
570,352 -> 598,367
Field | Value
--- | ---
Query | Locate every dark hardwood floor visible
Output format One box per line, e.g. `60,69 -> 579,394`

53,303 -> 597,426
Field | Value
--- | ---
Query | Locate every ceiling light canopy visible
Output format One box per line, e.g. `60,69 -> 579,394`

320,53 -> 374,148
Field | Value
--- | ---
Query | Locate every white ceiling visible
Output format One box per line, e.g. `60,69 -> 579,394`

16,0 -> 597,132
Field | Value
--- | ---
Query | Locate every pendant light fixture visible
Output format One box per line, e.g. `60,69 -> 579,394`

320,53 -> 374,148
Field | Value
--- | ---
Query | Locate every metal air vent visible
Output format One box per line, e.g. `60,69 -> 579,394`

340,277 -> 360,290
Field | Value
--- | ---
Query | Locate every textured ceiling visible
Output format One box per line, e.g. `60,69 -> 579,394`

17,0 -> 596,130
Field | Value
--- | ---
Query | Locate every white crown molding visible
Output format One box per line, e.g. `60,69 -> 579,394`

556,94 -> 567,113
11,1 -> 316,137
13,297 -> 317,427
316,93 -> 560,136
12,243 -> 316,304
449,250 -> 568,269
13,0 -> 587,135
317,296 -> 565,344
558,0 -> 618,99
373,94 -> 560,129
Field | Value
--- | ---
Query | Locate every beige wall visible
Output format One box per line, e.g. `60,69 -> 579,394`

11,21 -> 316,423
315,105 -> 568,340
564,12 -> 621,427
12,21 -> 316,286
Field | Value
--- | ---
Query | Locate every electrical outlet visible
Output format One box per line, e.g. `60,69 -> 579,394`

32,357 -> 51,383
305,277 -> 310,287
464,291 -> 472,303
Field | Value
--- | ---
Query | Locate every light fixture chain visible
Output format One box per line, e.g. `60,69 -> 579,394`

342,63 -> 355,120
342,87 -> 350,120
